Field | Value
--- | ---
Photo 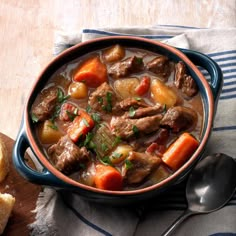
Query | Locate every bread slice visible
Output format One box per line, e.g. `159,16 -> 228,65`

0,193 -> 15,234
0,138 -> 9,182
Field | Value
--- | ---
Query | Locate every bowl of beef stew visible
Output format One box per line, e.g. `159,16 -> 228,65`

13,36 -> 223,204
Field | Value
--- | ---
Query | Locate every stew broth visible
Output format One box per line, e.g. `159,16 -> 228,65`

31,45 -> 203,191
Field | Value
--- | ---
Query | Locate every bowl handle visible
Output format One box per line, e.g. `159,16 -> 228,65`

179,48 -> 223,104
13,124 -> 69,188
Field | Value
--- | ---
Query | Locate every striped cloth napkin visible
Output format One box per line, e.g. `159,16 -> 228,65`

30,26 -> 236,236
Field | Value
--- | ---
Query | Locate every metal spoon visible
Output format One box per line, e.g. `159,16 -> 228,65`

161,153 -> 236,236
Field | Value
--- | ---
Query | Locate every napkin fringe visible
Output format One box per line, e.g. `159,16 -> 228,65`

29,189 -> 59,236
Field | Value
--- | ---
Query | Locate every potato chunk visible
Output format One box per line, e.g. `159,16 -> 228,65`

151,79 -> 178,108
114,78 -> 139,99
102,44 -> 125,63
39,120 -> 62,144
109,144 -> 133,164
68,82 -> 88,99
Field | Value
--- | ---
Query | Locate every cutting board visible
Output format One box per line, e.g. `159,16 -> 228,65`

0,133 -> 41,236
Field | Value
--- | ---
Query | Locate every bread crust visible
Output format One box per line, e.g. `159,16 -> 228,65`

0,138 -> 9,183
0,193 -> 15,234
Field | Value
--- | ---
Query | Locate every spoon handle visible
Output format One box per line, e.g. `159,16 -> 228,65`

161,208 -> 194,236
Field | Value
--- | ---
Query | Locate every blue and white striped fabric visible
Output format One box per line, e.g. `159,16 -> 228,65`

30,26 -> 236,236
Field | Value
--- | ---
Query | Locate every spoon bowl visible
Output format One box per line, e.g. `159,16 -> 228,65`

162,153 -> 236,236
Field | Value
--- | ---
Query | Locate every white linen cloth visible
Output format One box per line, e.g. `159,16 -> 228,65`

29,26 -> 236,236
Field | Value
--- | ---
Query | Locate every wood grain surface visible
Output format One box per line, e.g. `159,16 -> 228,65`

0,0 -> 235,234
0,0 -> 235,140
0,133 -> 41,236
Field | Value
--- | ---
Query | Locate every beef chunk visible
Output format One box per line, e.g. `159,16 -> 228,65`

111,114 -> 163,139
174,61 -> 198,97
113,97 -> 149,114
108,56 -> 144,78
146,56 -> 172,79
122,151 -> 161,184
160,106 -> 197,133
124,104 -> 164,119
31,86 -> 58,122
48,135 -> 90,175
88,82 -> 117,113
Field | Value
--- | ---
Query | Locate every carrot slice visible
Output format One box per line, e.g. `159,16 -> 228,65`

94,164 -> 123,191
135,76 -> 151,96
73,56 -> 108,88
162,133 -> 199,171
67,110 -> 94,142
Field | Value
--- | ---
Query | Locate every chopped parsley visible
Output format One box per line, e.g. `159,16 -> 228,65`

91,113 -> 101,123
57,88 -> 70,103
132,125 -> 139,136
112,136 -> 122,147
163,104 -> 167,113
134,97 -> 142,101
129,106 -> 136,117
82,118 -> 90,127
100,156 -> 112,165
136,57 -> 143,65
83,132 -> 93,146
125,159 -> 133,169
97,96 -> 103,105
66,110 -> 76,121
86,105 -> 92,113
50,105 -> 61,122
31,113 -> 39,123
111,152 -> 123,159
102,92 -> 113,112
47,123 -> 58,130
101,143 -> 109,152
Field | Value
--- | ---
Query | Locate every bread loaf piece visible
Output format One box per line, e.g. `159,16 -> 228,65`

0,138 -> 9,182
0,193 -> 15,234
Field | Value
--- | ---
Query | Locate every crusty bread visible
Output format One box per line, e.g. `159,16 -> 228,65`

0,193 -> 15,234
0,138 -> 9,182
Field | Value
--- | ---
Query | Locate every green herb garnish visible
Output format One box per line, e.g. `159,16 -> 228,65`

136,57 -> 143,64
47,123 -> 58,130
66,110 -> 76,121
101,143 -> 109,152
134,97 -> 142,101
97,96 -> 103,105
111,152 -> 123,159
91,113 -> 101,123
163,104 -> 167,113
83,132 -> 93,146
82,118 -> 90,127
129,106 -> 136,117
100,156 -> 112,165
112,136 -> 122,147
125,159 -> 133,169
50,105 -> 61,122
132,125 -> 139,136
86,105 -> 92,113
57,88 -> 70,103
31,113 -> 39,123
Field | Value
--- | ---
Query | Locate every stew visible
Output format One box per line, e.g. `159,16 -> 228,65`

30,45 -> 203,191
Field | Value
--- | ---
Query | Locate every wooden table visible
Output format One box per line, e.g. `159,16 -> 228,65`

0,0 -> 236,140
0,0 -> 235,234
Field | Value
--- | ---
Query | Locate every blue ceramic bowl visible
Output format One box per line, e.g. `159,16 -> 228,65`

13,36 -> 223,205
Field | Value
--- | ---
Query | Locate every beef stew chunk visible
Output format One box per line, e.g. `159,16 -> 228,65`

122,151 -> 161,184
160,106 -> 198,133
31,87 -> 58,122
146,56 -> 172,79
48,135 -> 90,175
88,82 -> 117,113
111,114 -> 163,139
175,61 -> 198,97
108,56 -> 144,78
31,45 -> 202,191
